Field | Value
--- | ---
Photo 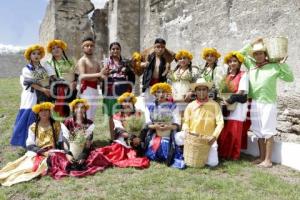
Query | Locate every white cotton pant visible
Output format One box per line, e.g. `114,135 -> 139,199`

250,100 -> 277,139
79,87 -> 99,121
206,141 -> 219,167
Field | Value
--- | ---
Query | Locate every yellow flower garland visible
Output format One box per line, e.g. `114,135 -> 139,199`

224,51 -> 244,64
24,45 -> 45,61
69,98 -> 90,110
117,92 -> 137,104
201,47 -> 221,59
175,50 -> 193,60
32,102 -> 54,114
47,39 -> 68,53
131,52 -> 144,76
150,82 -> 172,95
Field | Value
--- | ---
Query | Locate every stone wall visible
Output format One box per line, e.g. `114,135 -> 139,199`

140,0 -> 300,94
138,0 -> 300,138
39,0 -> 95,61
91,5 -> 109,60
108,0 -> 140,58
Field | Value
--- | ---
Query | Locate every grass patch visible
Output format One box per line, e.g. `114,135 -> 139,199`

0,77 -> 299,200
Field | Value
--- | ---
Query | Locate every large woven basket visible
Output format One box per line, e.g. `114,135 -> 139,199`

219,93 -> 237,111
184,133 -> 211,168
264,37 -> 288,62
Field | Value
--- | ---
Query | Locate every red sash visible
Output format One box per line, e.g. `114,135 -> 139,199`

80,80 -> 98,93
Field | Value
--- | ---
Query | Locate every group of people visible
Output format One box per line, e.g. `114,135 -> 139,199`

0,36 -> 294,186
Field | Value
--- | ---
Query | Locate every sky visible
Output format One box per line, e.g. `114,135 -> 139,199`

0,0 -> 106,49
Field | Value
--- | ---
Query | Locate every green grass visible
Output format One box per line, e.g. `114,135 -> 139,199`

0,77 -> 300,200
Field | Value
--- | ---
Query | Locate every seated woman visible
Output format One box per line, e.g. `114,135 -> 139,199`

144,83 -> 185,169
47,98 -> 111,180
0,102 -> 61,186
92,92 -> 149,168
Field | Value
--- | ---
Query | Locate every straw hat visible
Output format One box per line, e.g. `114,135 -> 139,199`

250,43 -> 267,56
191,78 -> 213,91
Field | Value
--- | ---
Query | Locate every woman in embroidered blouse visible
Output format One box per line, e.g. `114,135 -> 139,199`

0,102 -> 61,186
199,47 -> 226,100
168,50 -> 198,122
47,98 -> 109,180
143,83 -> 185,169
11,45 -> 55,147
45,39 -> 77,119
102,42 -> 136,140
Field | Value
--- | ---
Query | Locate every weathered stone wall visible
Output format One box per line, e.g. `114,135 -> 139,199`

91,5 -> 109,60
108,0 -> 140,58
140,0 -> 300,94
139,0 -> 300,137
39,0 -> 95,61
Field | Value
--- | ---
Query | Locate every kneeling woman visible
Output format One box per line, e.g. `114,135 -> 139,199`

48,98 -> 111,179
0,102 -> 61,186
144,83 -> 185,169
92,92 -> 149,168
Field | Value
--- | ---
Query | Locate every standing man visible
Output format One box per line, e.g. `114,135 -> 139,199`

141,38 -> 174,103
240,38 -> 294,168
77,36 -> 108,121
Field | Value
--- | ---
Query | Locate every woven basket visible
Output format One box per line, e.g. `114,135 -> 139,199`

264,37 -> 288,62
184,133 -> 211,168
155,123 -> 172,137
219,93 -> 237,111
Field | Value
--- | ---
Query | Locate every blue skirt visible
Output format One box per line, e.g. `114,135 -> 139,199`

145,135 -> 185,169
10,109 -> 36,147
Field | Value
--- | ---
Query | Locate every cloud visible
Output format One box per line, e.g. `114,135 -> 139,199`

0,44 -> 26,54
91,0 -> 108,9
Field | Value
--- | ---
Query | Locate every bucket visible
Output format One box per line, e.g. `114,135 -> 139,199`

263,37 -> 288,62
183,133 -> 211,168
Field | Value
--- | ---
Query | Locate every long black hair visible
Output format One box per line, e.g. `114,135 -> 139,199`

34,113 -> 57,148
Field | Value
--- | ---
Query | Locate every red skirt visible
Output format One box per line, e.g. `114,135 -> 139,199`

218,120 -> 244,160
94,143 -> 150,169
48,151 -> 111,180
48,143 -> 149,180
